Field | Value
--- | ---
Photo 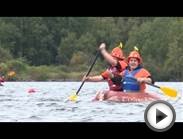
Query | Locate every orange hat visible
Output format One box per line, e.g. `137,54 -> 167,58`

111,47 -> 125,60
127,50 -> 142,64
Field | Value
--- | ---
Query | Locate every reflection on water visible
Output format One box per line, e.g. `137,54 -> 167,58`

0,82 -> 182,122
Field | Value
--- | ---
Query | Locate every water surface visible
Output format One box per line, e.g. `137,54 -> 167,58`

0,82 -> 182,122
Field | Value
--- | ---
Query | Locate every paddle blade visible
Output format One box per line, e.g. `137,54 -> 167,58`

160,86 -> 177,97
68,94 -> 78,102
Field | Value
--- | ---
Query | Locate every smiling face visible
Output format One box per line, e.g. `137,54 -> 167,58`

128,57 -> 139,70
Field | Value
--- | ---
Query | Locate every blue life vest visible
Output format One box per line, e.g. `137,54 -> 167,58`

122,67 -> 142,92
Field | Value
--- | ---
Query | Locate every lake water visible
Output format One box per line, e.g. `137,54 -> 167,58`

0,82 -> 182,122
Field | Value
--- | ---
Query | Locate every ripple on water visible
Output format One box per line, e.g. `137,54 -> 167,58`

29,115 -> 42,120
36,103 -> 44,106
0,98 -> 14,102
0,82 -> 182,122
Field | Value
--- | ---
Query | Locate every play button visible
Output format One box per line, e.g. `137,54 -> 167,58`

144,100 -> 176,132
156,108 -> 167,123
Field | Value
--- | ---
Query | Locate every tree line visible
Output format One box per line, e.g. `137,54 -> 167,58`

0,17 -> 182,81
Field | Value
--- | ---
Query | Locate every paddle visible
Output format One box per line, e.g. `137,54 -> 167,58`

68,51 -> 100,101
145,82 -> 177,97
125,76 -> 177,98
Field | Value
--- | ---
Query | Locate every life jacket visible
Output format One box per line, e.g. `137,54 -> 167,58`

101,60 -> 127,91
106,66 -> 122,91
122,67 -> 142,92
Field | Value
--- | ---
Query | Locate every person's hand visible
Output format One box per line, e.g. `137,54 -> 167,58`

137,77 -> 145,83
99,43 -> 106,51
82,75 -> 89,82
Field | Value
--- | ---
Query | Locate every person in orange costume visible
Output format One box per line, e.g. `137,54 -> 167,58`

83,42 -> 127,91
121,49 -> 153,92
94,47 -> 154,101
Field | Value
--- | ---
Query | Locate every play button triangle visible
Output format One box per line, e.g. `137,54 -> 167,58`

156,108 -> 167,124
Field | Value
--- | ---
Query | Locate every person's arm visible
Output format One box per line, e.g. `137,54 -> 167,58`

82,75 -> 104,82
137,77 -> 152,84
99,43 -> 118,66
136,69 -> 153,84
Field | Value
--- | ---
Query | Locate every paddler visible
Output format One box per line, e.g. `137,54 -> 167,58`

82,42 -> 127,91
120,47 -> 154,92
0,76 -> 5,86
94,47 -> 154,101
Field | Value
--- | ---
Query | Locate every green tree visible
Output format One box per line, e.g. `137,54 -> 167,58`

57,32 -> 77,65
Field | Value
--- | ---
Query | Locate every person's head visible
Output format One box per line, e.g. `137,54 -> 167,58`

127,50 -> 142,70
111,47 -> 125,60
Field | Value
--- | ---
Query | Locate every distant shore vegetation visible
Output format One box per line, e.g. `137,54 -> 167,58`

0,17 -> 182,81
